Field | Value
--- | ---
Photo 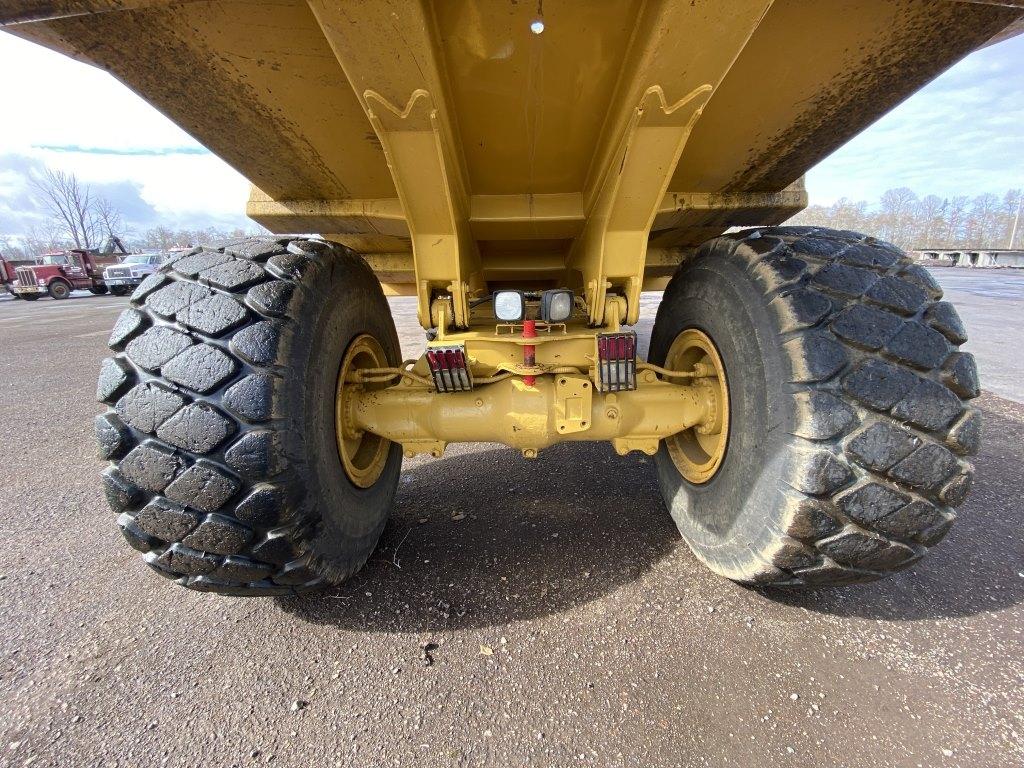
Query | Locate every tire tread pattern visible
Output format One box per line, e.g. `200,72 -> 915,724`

96,237 -> 355,595
669,226 -> 979,586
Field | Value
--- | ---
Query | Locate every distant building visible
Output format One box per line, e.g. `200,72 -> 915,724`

913,249 -> 1024,268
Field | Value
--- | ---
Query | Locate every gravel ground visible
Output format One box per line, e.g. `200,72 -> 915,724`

0,270 -> 1021,768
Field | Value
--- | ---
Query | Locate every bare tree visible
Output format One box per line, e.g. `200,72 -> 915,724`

0,235 -> 27,260
915,195 -> 946,246
944,196 -> 969,245
23,221 -> 69,257
877,187 -> 918,245
788,187 -> 1024,250
142,226 -> 178,251
93,196 -> 123,243
1000,189 -> 1022,249
30,168 -> 100,249
964,193 -> 1000,247
830,198 -> 869,232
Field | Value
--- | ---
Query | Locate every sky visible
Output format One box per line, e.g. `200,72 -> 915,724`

1,26 -> 1022,242
0,32 -> 252,239
803,32 -> 1024,204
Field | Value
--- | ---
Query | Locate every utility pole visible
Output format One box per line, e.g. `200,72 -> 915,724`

1010,192 -> 1023,250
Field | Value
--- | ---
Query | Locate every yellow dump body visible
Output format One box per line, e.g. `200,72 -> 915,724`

3,1 -> 1021,326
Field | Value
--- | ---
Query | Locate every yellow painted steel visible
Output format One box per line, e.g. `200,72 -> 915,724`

335,334 -> 391,488
428,324 -> 603,380
5,0 -> 1018,330
4,0 -> 1016,460
346,371 -> 715,459
664,329 -> 730,484
336,315 -> 726,460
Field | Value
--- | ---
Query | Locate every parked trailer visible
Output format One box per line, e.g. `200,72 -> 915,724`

2,0 -> 1015,595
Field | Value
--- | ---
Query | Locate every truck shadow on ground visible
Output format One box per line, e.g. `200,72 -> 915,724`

280,398 -> 1024,629
278,442 -> 681,632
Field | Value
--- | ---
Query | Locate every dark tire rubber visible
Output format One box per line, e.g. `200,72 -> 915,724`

96,237 -> 403,595
110,286 -> 129,296
650,226 -> 979,587
90,285 -> 109,296
20,294 -> 38,301
49,280 -> 71,300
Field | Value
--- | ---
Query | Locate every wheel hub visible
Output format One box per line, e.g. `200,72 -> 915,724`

664,328 -> 729,484
335,334 -> 391,488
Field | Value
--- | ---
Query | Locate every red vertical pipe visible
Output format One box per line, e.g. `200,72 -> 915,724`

522,319 -> 537,387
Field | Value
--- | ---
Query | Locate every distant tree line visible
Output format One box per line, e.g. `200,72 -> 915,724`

1,168 -> 264,260
788,187 -> 1023,251
134,225 -> 257,253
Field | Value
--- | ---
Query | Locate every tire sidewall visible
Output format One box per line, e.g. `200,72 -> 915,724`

650,248 -> 795,574
283,254 -> 403,573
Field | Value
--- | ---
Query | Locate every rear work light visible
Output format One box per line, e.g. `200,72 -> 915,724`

596,332 -> 637,392
493,290 -> 526,322
426,345 -> 473,392
540,289 -> 574,323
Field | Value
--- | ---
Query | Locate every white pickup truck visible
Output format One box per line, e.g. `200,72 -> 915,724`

102,252 -> 168,295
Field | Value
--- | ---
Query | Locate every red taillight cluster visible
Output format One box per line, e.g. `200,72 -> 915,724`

426,345 -> 473,392
597,332 -> 637,392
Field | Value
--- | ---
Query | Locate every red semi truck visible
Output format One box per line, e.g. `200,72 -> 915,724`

9,237 -> 129,301
0,254 -> 35,298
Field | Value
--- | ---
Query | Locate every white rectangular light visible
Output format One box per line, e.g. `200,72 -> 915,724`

541,289 -> 573,323
493,290 -> 525,322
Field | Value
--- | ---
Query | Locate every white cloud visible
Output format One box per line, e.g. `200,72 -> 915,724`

0,30 -> 251,235
31,150 -> 251,219
1,33 -> 197,153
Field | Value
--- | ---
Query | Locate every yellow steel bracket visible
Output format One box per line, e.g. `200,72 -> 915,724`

307,0 -> 482,330
554,375 -> 593,435
363,89 -> 477,328
570,84 -> 713,326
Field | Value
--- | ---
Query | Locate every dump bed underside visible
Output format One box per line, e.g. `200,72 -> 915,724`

3,0 -> 1021,321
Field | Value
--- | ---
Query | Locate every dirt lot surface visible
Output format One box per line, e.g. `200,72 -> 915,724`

0,269 -> 1021,768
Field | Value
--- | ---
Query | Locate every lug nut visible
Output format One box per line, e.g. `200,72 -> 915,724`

522,448 -> 538,459
605,407 -> 619,420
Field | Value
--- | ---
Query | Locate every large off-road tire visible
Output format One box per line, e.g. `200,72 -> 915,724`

651,226 -> 980,587
49,280 -> 72,300
96,237 -> 403,595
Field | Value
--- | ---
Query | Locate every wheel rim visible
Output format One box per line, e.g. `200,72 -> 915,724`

335,334 -> 390,488
664,328 -> 730,484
